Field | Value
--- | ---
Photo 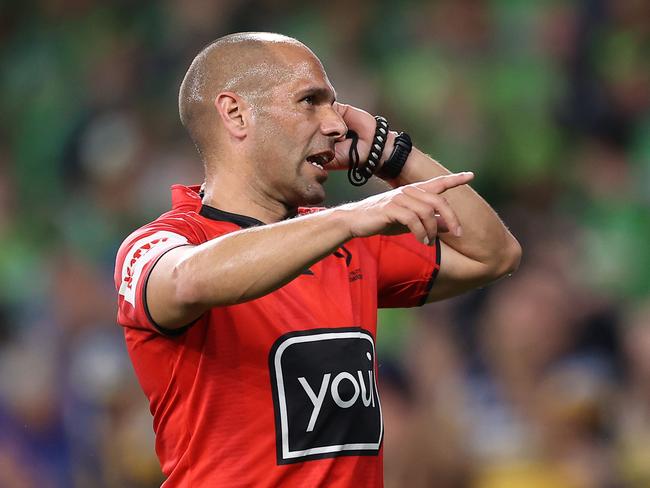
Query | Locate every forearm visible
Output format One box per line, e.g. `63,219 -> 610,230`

174,209 -> 351,307
149,166 -> 497,328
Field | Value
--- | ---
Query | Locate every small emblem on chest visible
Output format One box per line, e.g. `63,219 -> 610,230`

348,268 -> 363,282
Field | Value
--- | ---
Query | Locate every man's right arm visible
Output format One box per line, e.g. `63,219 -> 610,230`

147,208 -> 352,328
146,173 -> 473,329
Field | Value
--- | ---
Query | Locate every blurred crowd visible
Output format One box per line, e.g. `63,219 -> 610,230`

0,0 -> 648,486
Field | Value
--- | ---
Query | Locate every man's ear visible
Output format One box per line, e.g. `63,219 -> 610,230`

215,92 -> 249,138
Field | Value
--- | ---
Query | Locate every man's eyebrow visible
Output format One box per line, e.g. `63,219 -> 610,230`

298,86 -> 337,103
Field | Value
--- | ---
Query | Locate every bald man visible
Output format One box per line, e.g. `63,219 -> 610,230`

115,32 -> 520,487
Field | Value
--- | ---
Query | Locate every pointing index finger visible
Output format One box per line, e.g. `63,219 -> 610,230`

419,172 -> 474,194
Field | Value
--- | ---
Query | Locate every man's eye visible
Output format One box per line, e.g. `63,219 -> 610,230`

301,95 -> 315,105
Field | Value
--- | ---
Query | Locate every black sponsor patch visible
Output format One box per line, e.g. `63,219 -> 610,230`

269,328 -> 383,464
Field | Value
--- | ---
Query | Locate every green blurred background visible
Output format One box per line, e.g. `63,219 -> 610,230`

0,0 -> 648,486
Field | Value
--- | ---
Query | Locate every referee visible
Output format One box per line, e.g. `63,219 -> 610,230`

115,32 -> 520,487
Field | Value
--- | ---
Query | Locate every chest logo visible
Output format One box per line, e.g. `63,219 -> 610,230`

269,328 -> 383,464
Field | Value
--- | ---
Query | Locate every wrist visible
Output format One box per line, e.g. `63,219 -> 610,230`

387,147 -> 419,186
376,131 -> 413,182
327,206 -> 356,241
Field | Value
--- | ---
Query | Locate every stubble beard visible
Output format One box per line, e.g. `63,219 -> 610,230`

251,117 -> 327,209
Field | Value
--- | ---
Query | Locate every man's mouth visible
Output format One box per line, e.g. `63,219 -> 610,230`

306,150 -> 335,171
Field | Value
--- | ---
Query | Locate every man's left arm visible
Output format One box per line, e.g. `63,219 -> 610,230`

335,104 -> 522,302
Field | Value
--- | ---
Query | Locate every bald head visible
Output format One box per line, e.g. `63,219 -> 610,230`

179,32 -> 317,159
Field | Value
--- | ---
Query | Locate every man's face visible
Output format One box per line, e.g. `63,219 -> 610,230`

246,48 -> 347,208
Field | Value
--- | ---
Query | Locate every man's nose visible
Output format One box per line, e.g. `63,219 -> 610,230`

321,106 -> 347,141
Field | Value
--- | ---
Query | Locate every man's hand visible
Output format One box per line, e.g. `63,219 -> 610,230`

338,172 -> 475,245
330,103 -> 396,172
328,101 -> 520,302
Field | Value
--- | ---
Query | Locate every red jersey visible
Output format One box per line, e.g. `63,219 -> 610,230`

114,185 -> 440,487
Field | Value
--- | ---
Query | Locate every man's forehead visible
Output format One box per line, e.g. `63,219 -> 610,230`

291,61 -> 334,88
218,41 -> 336,101
273,55 -> 336,99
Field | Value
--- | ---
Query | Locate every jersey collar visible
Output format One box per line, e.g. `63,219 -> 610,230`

170,184 -> 318,228
199,205 -> 265,228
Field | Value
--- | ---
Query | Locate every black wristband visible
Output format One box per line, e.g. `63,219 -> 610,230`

377,132 -> 412,179
365,116 -> 389,175
347,115 -> 389,186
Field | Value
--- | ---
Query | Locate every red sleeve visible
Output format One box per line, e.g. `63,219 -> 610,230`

114,223 -> 194,334
371,233 -> 441,308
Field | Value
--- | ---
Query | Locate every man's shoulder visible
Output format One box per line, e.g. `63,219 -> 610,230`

113,204 -> 240,298
120,208 -> 203,250
117,184 -> 220,251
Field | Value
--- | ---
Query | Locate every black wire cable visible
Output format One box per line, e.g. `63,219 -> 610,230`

346,130 -> 370,186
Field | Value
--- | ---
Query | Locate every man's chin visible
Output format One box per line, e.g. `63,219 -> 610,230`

300,183 -> 326,206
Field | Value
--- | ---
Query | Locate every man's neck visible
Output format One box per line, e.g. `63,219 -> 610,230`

201,170 -> 294,225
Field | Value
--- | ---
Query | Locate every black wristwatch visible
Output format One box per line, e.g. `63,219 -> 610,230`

377,132 -> 412,179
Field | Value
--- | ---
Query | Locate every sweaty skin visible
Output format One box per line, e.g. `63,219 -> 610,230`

180,33 -> 321,163
147,33 -> 521,329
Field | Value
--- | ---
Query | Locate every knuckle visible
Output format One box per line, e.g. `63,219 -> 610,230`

382,201 -> 395,213
434,194 -> 450,207
392,193 -> 406,205
402,186 -> 421,196
404,214 -> 418,225
428,193 -> 443,205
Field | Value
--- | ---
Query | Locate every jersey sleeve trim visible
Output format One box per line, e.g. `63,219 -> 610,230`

419,236 -> 441,306
141,243 -> 199,336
